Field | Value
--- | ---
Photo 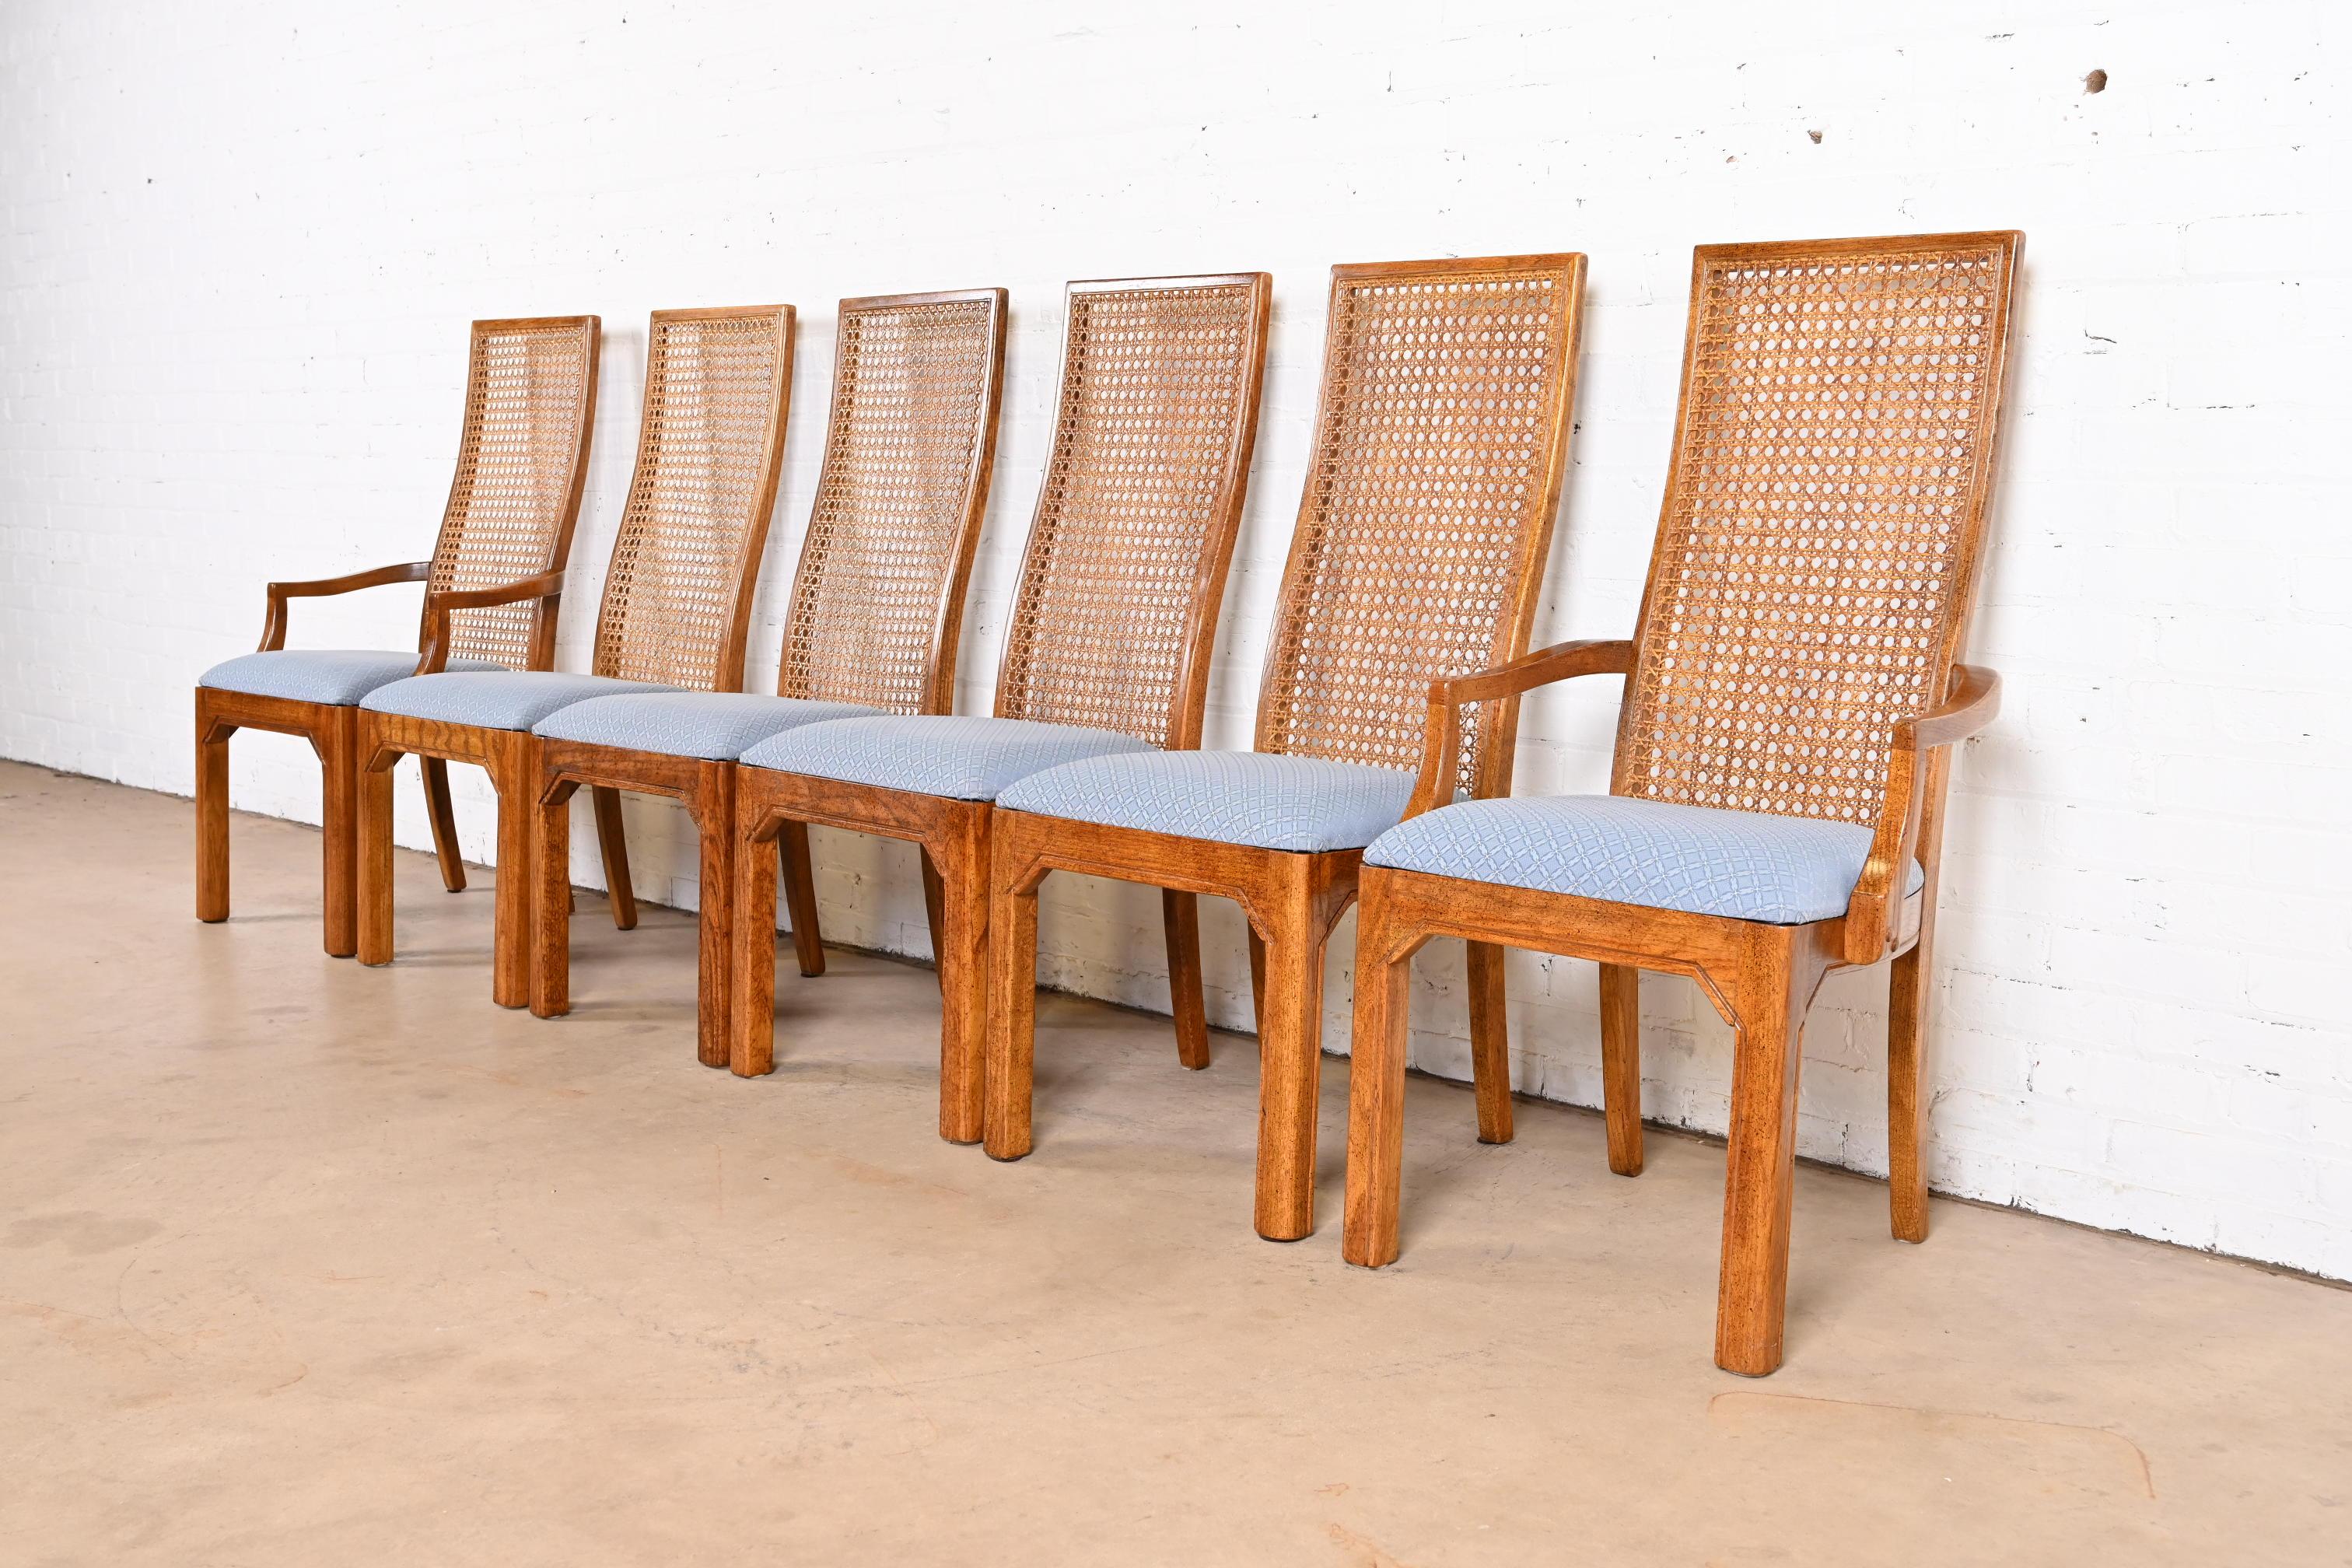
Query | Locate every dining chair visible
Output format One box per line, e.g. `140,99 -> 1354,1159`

194,316 -> 600,956
353,304 -> 795,1007
726,273 -> 1273,1146
527,289 -> 1008,1069
984,255 -> 1588,1240
1339,232 -> 2023,1376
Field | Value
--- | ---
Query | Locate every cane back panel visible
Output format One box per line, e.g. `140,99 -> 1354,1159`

1254,255 -> 1586,796
590,305 -> 796,693
779,289 -> 1006,715
1613,232 -> 2021,825
992,274 -> 1271,747
425,316 -> 600,669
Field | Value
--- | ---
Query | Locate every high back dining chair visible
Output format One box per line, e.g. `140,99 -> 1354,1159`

726,273 -> 1273,1146
195,316 -> 600,957
1341,232 -> 2023,1376
526,289 -> 1009,1070
353,305 -> 796,1008
985,254 -> 1588,1241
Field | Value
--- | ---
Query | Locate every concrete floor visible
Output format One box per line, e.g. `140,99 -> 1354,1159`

2,760 -> 2347,1566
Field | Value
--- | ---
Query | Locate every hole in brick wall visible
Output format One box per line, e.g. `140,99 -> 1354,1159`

2083,68 -> 2108,93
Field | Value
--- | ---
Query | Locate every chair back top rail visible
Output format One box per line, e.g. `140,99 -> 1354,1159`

1253,254 -> 1587,800
778,288 -> 1008,715
991,272 -> 1272,749
425,314 -> 602,670
1612,231 -> 2024,825
589,304 -> 797,694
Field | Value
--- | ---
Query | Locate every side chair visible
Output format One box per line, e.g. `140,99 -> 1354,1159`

354,304 -> 796,1007
727,273 -> 1273,1145
527,289 -> 1009,1069
985,254 -> 1588,1240
1340,232 -> 2023,1376
195,316 -> 601,956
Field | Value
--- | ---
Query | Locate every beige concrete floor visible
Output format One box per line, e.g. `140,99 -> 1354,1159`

2,760 -> 2347,1566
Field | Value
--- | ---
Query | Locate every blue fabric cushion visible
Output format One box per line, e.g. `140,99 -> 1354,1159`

998,750 -> 1418,852
199,649 -> 502,706
1364,794 -> 1926,925
739,715 -> 1156,802
531,691 -> 881,761
361,671 -> 677,732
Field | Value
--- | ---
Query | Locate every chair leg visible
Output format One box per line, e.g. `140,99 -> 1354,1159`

1251,873 -> 1328,1242
487,733 -> 534,1009
1598,962 -> 1645,1176
195,702 -> 232,924
1466,940 -> 1512,1143
920,853 -> 947,995
592,785 -> 636,931
1714,932 -> 1818,1377
729,815 -> 782,1077
692,764 -> 737,1069
530,781 -> 574,1019
1341,873 -> 1416,1268
355,728 -> 398,967
780,821 -> 825,978
422,758 -> 466,893
930,814 -> 990,1144
982,859 -> 1042,1162
1888,934 -> 1934,1243
1164,889 -> 1211,1069
316,707 -> 359,958
1246,927 -> 1267,1031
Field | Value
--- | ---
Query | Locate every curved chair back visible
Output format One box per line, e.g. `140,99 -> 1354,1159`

1253,254 -> 1587,798
992,274 -> 1272,747
423,315 -> 601,671
778,289 -> 1008,716
1612,232 -> 2023,825
588,305 -> 797,694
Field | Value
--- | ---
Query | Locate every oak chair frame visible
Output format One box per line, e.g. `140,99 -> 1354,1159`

728,273 -> 1274,1146
355,305 -> 796,1006
529,289 -> 1010,1069
1338,232 -> 2023,1376
985,255 -> 1590,1241
195,315 -> 603,957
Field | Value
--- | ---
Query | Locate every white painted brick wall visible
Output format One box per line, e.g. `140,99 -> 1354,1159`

5,0 -> 2348,1279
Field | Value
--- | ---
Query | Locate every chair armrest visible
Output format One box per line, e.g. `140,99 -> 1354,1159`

415,569 -> 568,674
1843,664 -> 2003,964
1402,639 -> 1636,820
257,561 -> 432,652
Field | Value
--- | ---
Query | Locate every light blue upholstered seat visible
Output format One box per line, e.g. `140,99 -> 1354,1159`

998,750 -> 1418,853
361,671 -> 678,733
1363,794 -> 1926,925
738,714 -> 1155,802
198,649 -> 502,706
531,691 -> 881,762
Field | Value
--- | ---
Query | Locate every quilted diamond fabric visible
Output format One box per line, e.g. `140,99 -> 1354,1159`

738,715 -> 1155,802
198,649 -> 502,706
998,750 -> 1418,853
361,671 -> 678,733
532,691 -> 880,762
1363,794 -> 1924,924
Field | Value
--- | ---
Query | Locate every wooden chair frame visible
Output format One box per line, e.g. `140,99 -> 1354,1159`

984,255 -> 1589,1240
1338,233 -> 2023,1376
195,316 -> 601,957
355,305 -> 796,1006
728,273 -> 1273,1146
529,289 -> 1010,1069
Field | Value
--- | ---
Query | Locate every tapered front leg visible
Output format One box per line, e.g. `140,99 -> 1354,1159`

355,723 -> 399,967
1341,871 -> 1418,1267
1714,929 -> 1822,1377
1465,940 -> 1512,1143
1164,889 -> 1211,1069
1251,865 -> 1329,1242
1598,962 -> 1645,1176
693,764 -> 737,1069
530,779 -> 576,1019
929,807 -> 991,1143
728,805 -> 783,1077
195,697 -> 233,924
317,706 -> 359,958
487,732 -> 535,1009
982,851 -> 1042,1161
